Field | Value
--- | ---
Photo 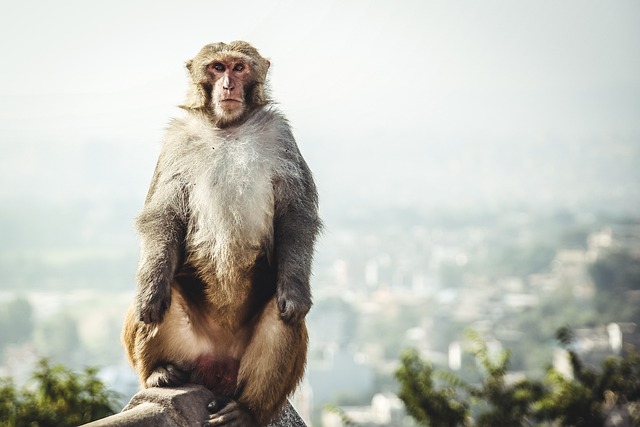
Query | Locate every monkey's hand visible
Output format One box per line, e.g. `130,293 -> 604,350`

205,398 -> 258,427
277,287 -> 311,324
146,363 -> 188,388
135,279 -> 172,324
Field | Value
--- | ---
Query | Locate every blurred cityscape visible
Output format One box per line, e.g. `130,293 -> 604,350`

0,134 -> 639,426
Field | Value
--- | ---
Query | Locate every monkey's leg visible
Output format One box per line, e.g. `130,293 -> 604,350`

123,305 -> 168,386
205,298 -> 308,426
122,290 -> 194,389
122,305 -> 139,368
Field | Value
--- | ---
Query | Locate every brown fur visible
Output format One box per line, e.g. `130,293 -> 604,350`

122,41 -> 320,426
184,41 -> 271,111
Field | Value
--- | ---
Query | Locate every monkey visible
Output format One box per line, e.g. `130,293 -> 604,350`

121,41 -> 321,427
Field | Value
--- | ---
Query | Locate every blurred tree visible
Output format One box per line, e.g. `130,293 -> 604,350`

0,358 -> 118,426
589,249 -> 640,324
536,326 -> 640,426
395,328 -> 640,426
0,297 -> 34,354
464,332 -> 546,426
396,349 -> 469,427
589,250 -> 640,295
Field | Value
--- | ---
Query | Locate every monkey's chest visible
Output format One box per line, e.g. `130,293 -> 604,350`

186,140 -> 276,265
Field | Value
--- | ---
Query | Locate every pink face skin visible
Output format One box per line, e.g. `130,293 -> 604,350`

207,60 -> 251,122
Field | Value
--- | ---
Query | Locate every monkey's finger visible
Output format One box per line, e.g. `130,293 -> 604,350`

203,415 -> 229,426
140,311 -> 161,324
277,297 -> 287,313
204,410 -> 240,426
203,415 -> 224,426
147,301 -> 171,323
207,399 -> 227,414
165,364 -> 188,383
280,310 -> 295,323
212,401 -> 240,416
279,306 -> 303,323
277,300 -> 294,321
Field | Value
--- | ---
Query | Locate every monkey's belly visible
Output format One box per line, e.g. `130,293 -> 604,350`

192,354 -> 240,397
152,287 -> 251,373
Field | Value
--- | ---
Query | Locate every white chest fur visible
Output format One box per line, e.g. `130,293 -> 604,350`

183,114 -> 280,273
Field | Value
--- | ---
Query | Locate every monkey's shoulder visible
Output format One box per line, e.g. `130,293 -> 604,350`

156,108 -> 305,184
163,108 -> 294,150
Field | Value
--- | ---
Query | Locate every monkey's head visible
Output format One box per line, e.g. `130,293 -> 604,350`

184,41 -> 271,127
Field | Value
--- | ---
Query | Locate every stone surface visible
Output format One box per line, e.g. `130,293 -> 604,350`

81,385 -> 306,426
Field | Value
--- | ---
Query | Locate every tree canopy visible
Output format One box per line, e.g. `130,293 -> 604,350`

396,329 -> 640,426
0,358 -> 119,427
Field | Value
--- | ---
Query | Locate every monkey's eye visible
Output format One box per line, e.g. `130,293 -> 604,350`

233,63 -> 245,72
211,62 -> 225,72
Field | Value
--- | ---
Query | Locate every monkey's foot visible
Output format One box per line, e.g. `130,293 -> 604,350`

204,398 -> 258,427
145,363 -> 189,388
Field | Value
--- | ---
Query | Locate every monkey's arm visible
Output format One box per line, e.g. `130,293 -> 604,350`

273,157 -> 321,323
135,159 -> 187,324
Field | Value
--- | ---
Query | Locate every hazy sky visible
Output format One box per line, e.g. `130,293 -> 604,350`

2,0 -> 639,140
1,0 -> 639,210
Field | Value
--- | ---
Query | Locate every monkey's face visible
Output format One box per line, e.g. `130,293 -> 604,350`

207,60 -> 251,124
184,42 -> 271,125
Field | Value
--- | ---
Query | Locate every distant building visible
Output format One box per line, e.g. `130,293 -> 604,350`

551,249 -> 594,298
553,322 -> 640,379
307,346 -> 376,409
321,393 -> 414,427
588,224 -> 640,259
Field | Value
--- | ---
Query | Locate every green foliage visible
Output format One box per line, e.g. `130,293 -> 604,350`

535,369 -> 604,426
0,358 -> 119,427
395,328 -> 640,426
464,332 -> 546,427
324,404 -> 359,426
536,328 -> 640,426
397,349 -> 468,427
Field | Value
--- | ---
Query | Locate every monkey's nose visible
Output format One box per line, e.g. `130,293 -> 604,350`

222,75 -> 234,90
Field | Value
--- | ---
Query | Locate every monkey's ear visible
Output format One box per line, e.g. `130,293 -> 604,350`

183,83 -> 209,110
265,59 -> 271,72
185,60 -> 193,73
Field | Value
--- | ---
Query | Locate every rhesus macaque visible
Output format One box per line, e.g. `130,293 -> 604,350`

122,41 -> 321,427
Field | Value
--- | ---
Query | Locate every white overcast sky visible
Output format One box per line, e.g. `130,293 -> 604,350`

1,0 -> 638,144
1,0 -> 639,213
